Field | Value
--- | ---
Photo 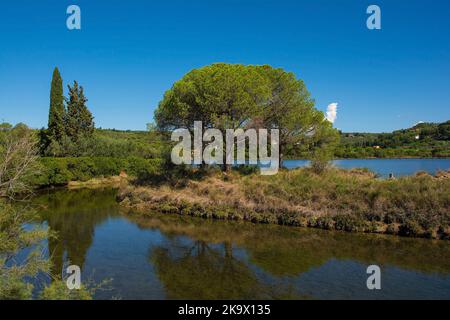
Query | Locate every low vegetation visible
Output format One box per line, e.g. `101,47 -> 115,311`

0,123 -> 99,300
118,167 -> 450,240
334,121 -> 450,159
31,157 -> 162,188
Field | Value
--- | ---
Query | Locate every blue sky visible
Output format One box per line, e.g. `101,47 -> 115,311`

0,0 -> 449,132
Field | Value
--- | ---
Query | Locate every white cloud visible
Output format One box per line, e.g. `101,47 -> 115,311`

326,103 -> 338,123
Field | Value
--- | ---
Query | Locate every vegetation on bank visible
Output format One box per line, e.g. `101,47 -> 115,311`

31,157 -> 162,188
334,121 -> 450,159
2,65 -> 449,191
0,124 -> 95,299
117,167 -> 450,240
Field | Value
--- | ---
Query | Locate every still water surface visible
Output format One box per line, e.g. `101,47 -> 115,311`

284,158 -> 450,177
33,188 -> 450,300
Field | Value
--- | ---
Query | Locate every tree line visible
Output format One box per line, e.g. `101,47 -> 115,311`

39,68 -> 95,157
334,121 -> 450,158
35,64 -> 339,170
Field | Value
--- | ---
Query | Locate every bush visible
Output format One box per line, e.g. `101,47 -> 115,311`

39,281 -> 92,300
31,157 -> 163,187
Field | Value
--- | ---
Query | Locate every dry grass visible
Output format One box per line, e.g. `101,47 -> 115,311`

117,168 -> 450,239
67,175 -> 128,189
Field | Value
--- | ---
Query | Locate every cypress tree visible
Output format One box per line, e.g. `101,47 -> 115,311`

66,81 -> 94,141
48,67 -> 65,142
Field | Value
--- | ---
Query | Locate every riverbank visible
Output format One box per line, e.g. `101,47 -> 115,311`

67,176 -> 129,189
117,168 -> 450,240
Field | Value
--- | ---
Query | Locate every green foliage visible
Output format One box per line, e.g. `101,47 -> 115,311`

0,123 -> 40,197
156,63 -> 271,131
0,125 -> 50,300
31,157 -> 163,187
155,63 -> 339,168
0,203 -> 50,299
335,121 -> 450,158
437,121 -> 450,140
47,68 -> 66,143
39,280 -> 92,300
40,73 -> 96,157
0,123 -> 13,131
42,126 -> 165,158
310,149 -> 331,174
65,81 -> 95,141
90,129 -> 165,158
256,66 -> 339,163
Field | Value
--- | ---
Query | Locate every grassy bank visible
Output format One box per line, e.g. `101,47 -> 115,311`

117,168 -> 450,240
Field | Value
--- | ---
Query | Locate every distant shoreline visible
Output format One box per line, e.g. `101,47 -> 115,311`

284,157 -> 450,160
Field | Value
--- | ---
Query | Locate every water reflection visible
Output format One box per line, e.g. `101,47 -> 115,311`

150,239 -> 264,299
34,188 -> 119,276
132,214 -> 450,276
284,158 -> 450,177
33,188 -> 450,299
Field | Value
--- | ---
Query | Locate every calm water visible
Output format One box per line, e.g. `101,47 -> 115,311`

31,188 -> 450,300
284,158 -> 450,177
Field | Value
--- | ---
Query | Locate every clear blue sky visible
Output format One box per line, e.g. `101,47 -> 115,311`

0,0 -> 449,132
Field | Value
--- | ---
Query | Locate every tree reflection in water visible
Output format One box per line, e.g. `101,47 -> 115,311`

32,188 -> 450,299
150,238 -> 304,299
34,188 -> 119,277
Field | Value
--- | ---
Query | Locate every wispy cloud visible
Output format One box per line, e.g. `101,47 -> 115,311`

326,103 -> 338,123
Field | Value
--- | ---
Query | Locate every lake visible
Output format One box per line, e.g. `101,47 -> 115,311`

32,188 -> 450,300
284,158 -> 450,177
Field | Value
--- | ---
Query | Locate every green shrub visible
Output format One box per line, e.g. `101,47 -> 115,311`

32,157 -> 163,187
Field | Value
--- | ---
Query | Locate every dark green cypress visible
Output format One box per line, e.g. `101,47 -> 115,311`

66,81 -> 94,141
48,67 -> 65,141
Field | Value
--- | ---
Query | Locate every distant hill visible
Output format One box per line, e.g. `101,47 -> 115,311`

336,121 -> 450,158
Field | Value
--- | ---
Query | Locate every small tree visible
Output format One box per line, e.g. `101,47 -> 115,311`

0,124 -> 50,299
48,68 -> 66,143
66,81 -> 95,142
0,125 -> 96,299
0,124 -> 40,197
